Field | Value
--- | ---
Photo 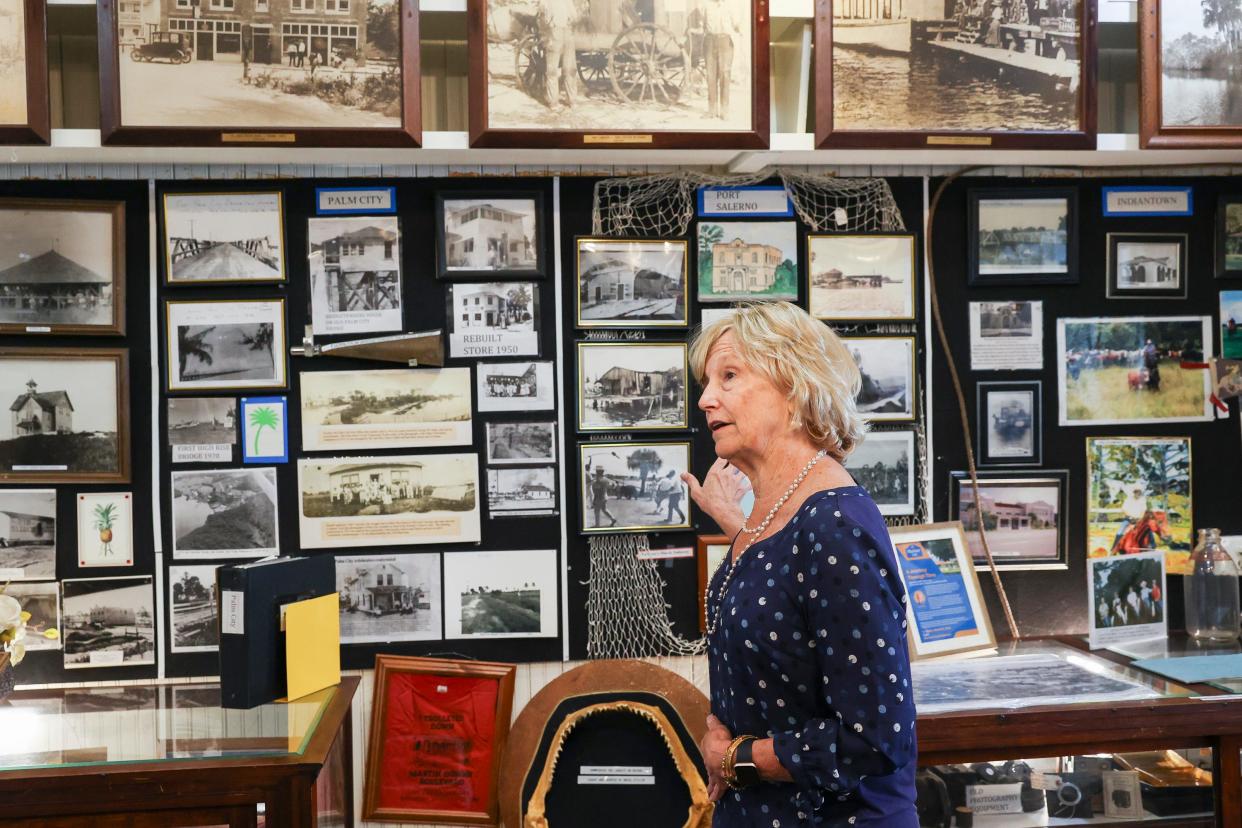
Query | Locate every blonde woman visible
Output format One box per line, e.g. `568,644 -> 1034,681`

682,302 -> 917,826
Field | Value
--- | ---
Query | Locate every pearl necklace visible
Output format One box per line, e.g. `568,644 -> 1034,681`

705,449 -> 827,636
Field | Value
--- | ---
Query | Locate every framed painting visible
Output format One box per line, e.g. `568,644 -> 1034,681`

468,0 -> 770,148
435,192 -> 545,280
950,469 -> 1068,571
97,0 -> 421,146
0,0 -> 48,143
968,188 -> 1078,286
816,0 -> 1097,149
696,533 -> 731,632
363,655 -> 515,824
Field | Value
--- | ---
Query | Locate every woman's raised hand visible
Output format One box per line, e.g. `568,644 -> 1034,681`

682,457 -> 751,538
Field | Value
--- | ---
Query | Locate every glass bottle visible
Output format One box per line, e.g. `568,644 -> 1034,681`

1183,528 -> 1241,642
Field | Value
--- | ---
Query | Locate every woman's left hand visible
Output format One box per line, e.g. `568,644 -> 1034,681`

700,714 -> 734,802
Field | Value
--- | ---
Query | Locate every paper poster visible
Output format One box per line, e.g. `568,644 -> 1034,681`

76,493 -> 134,567
969,301 -> 1043,371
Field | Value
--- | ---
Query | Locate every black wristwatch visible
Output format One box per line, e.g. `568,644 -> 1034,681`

732,737 -> 762,788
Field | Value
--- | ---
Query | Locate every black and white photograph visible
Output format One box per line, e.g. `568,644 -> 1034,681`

841,336 -> 916,422
477,361 -> 555,412
969,191 -> 1077,286
166,299 -> 287,392
443,548 -> 557,639
1089,551 -> 1167,650
977,381 -> 1042,466
0,489 -> 56,580
335,553 -> 441,644
4,581 -> 59,651
0,348 -> 129,482
808,234 -> 915,322
61,576 -> 155,669
437,194 -> 542,278
300,367 -> 472,451
969,301 -> 1044,371
579,441 -> 691,533
163,192 -> 285,284
487,466 -> 557,516
843,430 -> 914,517
1107,233 -> 1188,299
167,397 -> 236,464
171,467 -> 278,559
308,217 -> 402,336
576,238 -> 688,327
697,221 -> 798,302
952,470 -> 1068,571
0,0 -> 27,128
447,281 -> 539,358
486,421 -> 556,465
298,453 -> 481,549
0,199 -> 125,335
578,342 -> 688,431
169,564 -> 219,653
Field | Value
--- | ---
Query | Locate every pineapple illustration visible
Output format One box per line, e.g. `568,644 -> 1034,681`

93,502 -> 118,557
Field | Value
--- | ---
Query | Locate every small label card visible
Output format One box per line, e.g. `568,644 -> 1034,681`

221,591 -> 245,634
89,650 -> 125,666
578,765 -> 655,785
1103,186 -> 1193,217
698,186 -> 794,218
965,782 -> 1023,815
315,186 -> 397,215
636,546 -> 695,561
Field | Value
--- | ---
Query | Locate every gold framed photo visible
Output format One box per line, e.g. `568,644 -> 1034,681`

807,234 -> 916,322
162,191 -> 287,285
579,441 -> 691,534
165,299 -> 287,392
575,237 -> 688,328
577,341 -> 688,431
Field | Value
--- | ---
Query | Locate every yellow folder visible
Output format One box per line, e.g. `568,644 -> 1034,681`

283,592 -> 341,702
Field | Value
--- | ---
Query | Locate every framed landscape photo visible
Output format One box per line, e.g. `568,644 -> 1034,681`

1106,233 -> 1187,299
1216,194 -> 1242,278
576,237 -> 688,328
61,576 -> 155,669
98,0 -> 421,146
169,563 -> 221,653
840,336 -> 916,422
435,193 -> 544,279
167,397 -> 236,464
579,441 -> 691,533
697,221 -> 798,302
443,548 -> 557,638
976,381 -> 1042,466
969,189 -> 1078,286
808,234 -> 916,322
696,533 -> 731,632
166,299 -> 287,392
844,429 -> 915,516
815,0 -> 1097,149
163,192 -> 286,285
171,467 -> 279,559
0,198 -> 125,335
0,0 -> 49,144
950,470 -> 1068,571
468,0 -> 769,148
577,341 -> 688,431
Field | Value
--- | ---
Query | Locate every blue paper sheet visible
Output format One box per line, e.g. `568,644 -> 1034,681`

1132,653 -> 1242,684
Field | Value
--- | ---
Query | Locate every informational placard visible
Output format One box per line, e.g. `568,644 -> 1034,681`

1102,186 -> 1193,217
969,301 -> 1043,371
696,186 -> 794,218
966,783 -> 1023,815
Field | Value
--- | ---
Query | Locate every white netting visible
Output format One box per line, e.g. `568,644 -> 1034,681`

586,534 -> 708,660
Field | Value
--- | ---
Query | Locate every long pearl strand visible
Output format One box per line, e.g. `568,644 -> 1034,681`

705,449 -> 827,636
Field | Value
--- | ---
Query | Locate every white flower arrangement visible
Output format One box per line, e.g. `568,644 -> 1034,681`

0,586 -> 59,667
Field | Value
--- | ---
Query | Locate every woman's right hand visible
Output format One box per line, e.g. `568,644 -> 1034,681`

682,457 -> 751,538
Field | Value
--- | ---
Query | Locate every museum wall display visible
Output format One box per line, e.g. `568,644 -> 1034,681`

0,0 -> 49,144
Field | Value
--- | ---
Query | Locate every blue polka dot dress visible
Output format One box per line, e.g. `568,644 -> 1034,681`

706,487 -> 919,827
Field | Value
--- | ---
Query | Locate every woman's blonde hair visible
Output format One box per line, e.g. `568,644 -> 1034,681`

688,302 -> 867,461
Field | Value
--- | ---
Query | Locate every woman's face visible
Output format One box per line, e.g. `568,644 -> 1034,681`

698,330 -> 791,462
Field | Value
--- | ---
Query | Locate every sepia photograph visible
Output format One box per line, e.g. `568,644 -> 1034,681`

576,238 -> 687,327
443,548 -> 557,639
1219,195 -> 1242,276
977,381 -> 1041,465
301,367 -> 472,451
808,234 -> 915,321
0,0 -> 28,127
970,191 -> 1076,285
447,281 -> 539,358
844,430 -> 914,516
487,466 -> 557,516
437,194 -> 542,278
169,564 -> 219,653
697,221 -> 797,302
486,421 -> 556,464
4,581 -> 59,651
477,360 -> 555,412
61,576 -> 155,669
1158,2 -> 1242,131
163,192 -> 285,284
953,471 -> 1067,571
76,492 -> 134,568
308,216 -> 402,336
0,489 -> 56,580
579,441 -> 691,533
1107,233 -> 1187,298
298,453 -> 481,549
171,467 -> 278,559
166,299 -> 287,391
336,553 -> 441,644
1089,551 -> 1166,649
578,342 -> 688,431
969,300 -> 1043,371
1221,291 -> 1242,359
841,336 -> 916,422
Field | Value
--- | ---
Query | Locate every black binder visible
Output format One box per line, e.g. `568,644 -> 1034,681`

216,554 -> 335,709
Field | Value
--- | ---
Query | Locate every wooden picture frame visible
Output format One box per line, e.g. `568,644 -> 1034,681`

1217,194 -> 1242,278
575,237 -> 689,329
435,192 -> 546,280
162,191 -> 288,285
363,655 -> 515,825
576,340 -> 689,431
968,188 -> 1079,287
165,299 -> 288,392
975,380 -> 1042,467
0,0 -> 50,144
96,0 -> 422,146
949,469 -> 1069,571
815,0 -> 1097,149
1106,232 -> 1187,299
696,533 -> 731,632
468,0 -> 770,148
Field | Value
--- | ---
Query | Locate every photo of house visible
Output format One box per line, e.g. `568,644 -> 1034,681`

576,239 -> 687,326
10,379 -> 72,436
335,551 -> 442,644
448,282 -> 538,357
441,198 -> 539,274
0,489 -> 56,580
308,217 -> 402,335
578,342 -> 687,430
956,477 -> 1063,568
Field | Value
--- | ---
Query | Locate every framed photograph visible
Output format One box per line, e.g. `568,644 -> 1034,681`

579,441 -> 691,533
297,453 -> 480,549
4,581 -> 58,651
169,564 -> 220,654
240,396 -> 288,463
576,237 -> 688,328
163,192 -> 285,285
363,655 -> 515,822
485,421 -> 556,465
844,429 -> 915,517
1088,551 -> 1167,650
696,221 -> 798,302
1216,194 -> 1242,278
696,533 -> 731,632
447,282 -> 539,358
98,0 -> 420,146
301,367 -> 472,451
1106,233 -> 1187,299
61,576 -> 155,669
336,553 -> 441,644
976,381 -> 1042,466
0,198 -> 125,335
840,336 -> 916,422
0,348 -> 130,483
577,341 -> 688,431
0,489 -> 55,581
469,0 -> 768,149
442,548 -> 557,639
1057,316 -> 1213,426
816,0 -> 1096,149
308,217 -> 402,337
76,492 -> 134,568
1086,436 -> 1193,575
0,0 -> 48,144
969,301 -> 1043,371
171,467 -> 279,559
968,190 -> 1078,286
1222,291 -> 1242,359
476,361 -> 555,412
436,193 -> 544,279
167,397 -> 236,464
807,234 -> 915,322
487,466 -> 557,517
166,299 -> 287,392
950,470 -> 1068,571
888,522 -> 996,661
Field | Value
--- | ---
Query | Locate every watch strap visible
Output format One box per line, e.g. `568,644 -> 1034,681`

732,736 -> 761,788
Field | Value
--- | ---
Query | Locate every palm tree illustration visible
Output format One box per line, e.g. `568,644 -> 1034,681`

93,503 -> 118,556
249,406 -> 280,455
